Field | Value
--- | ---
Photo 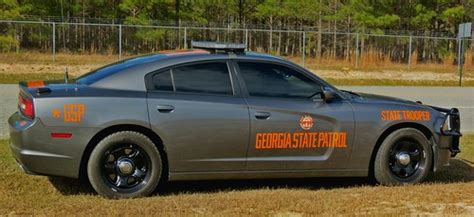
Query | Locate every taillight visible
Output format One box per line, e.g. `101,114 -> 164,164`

18,94 -> 35,119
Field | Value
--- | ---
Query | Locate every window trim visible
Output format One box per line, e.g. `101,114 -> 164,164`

226,62 -> 237,96
145,60 -> 239,97
169,68 -> 177,92
233,60 -> 325,100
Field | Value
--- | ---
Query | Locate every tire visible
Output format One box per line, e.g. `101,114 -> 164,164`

374,128 -> 433,185
87,131 -> 162,199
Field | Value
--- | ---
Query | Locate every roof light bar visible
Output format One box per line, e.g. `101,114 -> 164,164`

191,41 -> 246,54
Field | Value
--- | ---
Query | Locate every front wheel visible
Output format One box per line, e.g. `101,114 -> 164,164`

87,131 -> 162,199
374,128 -> 433,185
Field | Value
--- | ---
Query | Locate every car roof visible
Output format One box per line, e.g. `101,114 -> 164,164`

116,49 -> 282,63
76,50 -> 283,86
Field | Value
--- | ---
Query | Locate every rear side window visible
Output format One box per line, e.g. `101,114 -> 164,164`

152,70 -> 173,91
173,62 -> 233,95
238,62 -> 321,98
151,62 -> 233,95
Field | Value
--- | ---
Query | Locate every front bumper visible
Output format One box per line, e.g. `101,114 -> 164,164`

8,112 -> 87,178
431,107 -> 462,170
434,135 -> 460,170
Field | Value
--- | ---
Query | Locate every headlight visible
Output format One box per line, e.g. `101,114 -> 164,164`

441,115 -> 451,132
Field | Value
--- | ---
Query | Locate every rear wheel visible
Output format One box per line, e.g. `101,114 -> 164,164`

87,131 -> 162,198
374,128 -> 433,185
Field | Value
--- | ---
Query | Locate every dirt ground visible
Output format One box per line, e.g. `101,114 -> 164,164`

0,62 -> 99,77
314,68 -> 474,81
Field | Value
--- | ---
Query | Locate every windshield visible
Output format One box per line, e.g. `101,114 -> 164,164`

76,54 -> 166,85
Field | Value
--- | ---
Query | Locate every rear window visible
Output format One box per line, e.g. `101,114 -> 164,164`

76,54 -> 166,85
150,62 -> 233,95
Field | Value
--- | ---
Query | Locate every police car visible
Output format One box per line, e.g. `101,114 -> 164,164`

9,41 -> 461,198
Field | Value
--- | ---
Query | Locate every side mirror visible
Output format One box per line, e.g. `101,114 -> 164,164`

322,90 -> 335,103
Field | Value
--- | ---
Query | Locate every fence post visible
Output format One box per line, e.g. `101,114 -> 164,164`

52,22 -> 56,63
457,38 -> 467,87
457,38 -> 462,86
302,31 -> 306,67
245,29 -> 249,49
408,35 -> 412,71
184,27 -> 187,49
227,23 -> 230,42
355,33 -> 359,69
118,24 -> 122,60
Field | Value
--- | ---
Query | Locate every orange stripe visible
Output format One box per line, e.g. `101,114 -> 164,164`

27,80 -> 45,88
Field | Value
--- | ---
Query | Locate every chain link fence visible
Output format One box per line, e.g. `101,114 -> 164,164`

0,20 -> 472,80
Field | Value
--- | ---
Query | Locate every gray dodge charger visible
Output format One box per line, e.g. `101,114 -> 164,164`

9,42 -> 462,198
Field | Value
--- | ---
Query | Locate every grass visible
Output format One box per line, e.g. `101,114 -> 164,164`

460,135 -> 474,162
0,135 -> 473,215
0,73 -> 66,84
288,49 -> 474,75
0,52 -> 119,65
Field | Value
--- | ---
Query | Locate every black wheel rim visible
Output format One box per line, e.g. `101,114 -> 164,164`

101,143 -> 151,191
388,139 -> 425,179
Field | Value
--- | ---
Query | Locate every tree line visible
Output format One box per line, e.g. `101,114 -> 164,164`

2,0 -> 472,32
0,0 -> 473,65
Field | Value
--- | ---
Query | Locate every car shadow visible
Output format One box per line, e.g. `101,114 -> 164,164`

425,158 -> 474,183
48,176 -> 95,195
156,177 -> 370,196
49,158 -> 474,196
158,158 -> 474,196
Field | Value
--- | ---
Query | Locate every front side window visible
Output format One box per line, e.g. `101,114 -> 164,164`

238,62 -> 322,99
150,62 -> 233,95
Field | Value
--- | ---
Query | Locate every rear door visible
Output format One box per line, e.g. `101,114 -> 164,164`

146,61 -> 249,172
234,61 -> 355,171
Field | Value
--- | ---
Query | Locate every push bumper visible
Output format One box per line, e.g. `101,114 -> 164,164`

440,108 -> 462,157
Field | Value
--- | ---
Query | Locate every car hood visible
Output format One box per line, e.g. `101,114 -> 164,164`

353,92 -> 454,115
355,92 -> 421,106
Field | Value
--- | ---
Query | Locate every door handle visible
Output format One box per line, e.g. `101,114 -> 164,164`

157,105 -> 175,113
254,111 -> 271,120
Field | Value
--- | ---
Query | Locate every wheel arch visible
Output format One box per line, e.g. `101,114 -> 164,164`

79,124 -> 169,183
368,122 -> 434,178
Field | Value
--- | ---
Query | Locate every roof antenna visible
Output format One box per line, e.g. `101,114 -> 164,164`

64,67 -> 69,84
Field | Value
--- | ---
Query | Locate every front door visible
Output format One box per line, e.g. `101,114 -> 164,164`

235,61 -> 355,171
146,61 -> 249,172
